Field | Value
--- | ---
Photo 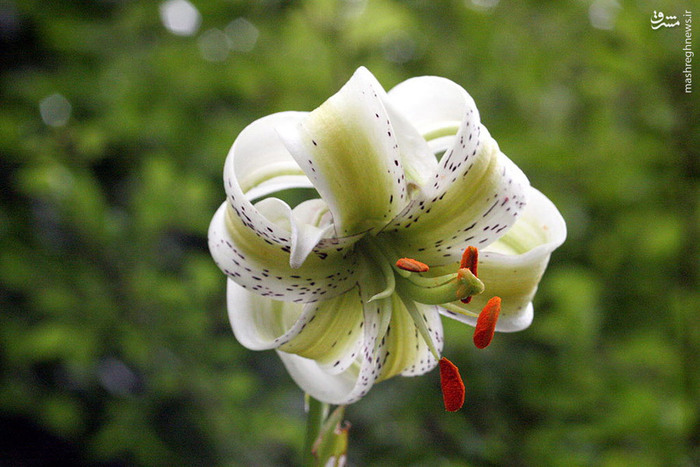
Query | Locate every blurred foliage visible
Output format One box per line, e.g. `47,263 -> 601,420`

1,0 -> 698,465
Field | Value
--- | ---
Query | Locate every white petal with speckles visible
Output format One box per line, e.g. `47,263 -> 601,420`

387,75 -> 474,138
378,295 -> 443,380
209,201 -> 360,303
227,279 -> 316,350
278,67 -> 408,237
439,187 -> 566,332
383,126 -> 530,267
276,278 -> 395,405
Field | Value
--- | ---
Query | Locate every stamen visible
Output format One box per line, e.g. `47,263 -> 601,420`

460,247 -> 478,304
439,357 -> 465,412
395,257 -> 430,273
460,246 -> 478,274
473,296 -> 501,349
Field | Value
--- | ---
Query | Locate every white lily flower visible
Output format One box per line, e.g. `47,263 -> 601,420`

208,67 -> 566,405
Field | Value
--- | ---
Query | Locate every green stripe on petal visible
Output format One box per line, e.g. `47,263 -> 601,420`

279,288 -> 364,375
278,67 -> 408,236
383,126 -> 530,266
439,187 -> 566,332
275,279 -> 394,405
378,295 -> 443,381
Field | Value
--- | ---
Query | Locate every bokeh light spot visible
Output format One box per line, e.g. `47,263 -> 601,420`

39,93 -> 72,127
199,28 -> 230,62
589,0 -> 621,30
225,17 -> 259,53
160,0 -> 201,36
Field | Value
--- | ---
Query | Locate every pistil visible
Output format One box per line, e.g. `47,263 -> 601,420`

394,268 -> 483,305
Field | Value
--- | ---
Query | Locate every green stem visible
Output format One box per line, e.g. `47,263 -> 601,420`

303,395 -> 329,466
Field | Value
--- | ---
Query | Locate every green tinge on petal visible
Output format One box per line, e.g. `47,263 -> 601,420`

209,202 -> 359,303
239,161 -> 308,194
275,278 -> 396,405
378,296 -> 442,380
279,67 -> 407,236
279,289 -> 364,372
385,127 -> 530,266
377,294 -> 418,381
386,75 -> 478,137
440,187 -> 566,332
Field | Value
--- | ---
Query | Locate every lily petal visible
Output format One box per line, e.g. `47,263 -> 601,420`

278,287 -> 365,375
384,124 -> 530,266
224,111 -> 364,260
277,351 -> 362,405
227,279 -> 317,350
209,201 -> 359,303
378,295 -> 443,381
244,175 -> 314,202
210,111 -> 374,302
439,187 -> 566,332
379,98 -> 438,190
387,75 -> 473,139
278,67 -> 408,236
276,278 -> 394,405
381,75 -> 530,265
231,111 -> 309,194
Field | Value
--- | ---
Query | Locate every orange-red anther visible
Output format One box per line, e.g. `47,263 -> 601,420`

460,246 -> 478,275
460,247 -> 479,304
396,257 -> 430,273
473,296 -> 501,349
439,357 -> 465,412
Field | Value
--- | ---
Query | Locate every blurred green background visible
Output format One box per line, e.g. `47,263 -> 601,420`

1,0 -> 698,465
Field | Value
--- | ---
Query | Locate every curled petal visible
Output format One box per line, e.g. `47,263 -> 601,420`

229,111 -> 310,195
383,123 -> 530,266
277,278 -> 394,405
210,112 -> 373,302
382,76 -> 530,265
387,75 -> 474,139
227,279 -> 315,350
278,67 -> 408,237
439,187 -> 566,332
279,288 -> 365,375
209,201 -> 359,303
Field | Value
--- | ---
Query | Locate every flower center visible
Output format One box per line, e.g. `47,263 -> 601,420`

393,256 -> 484,305
360,240 -> 503,411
